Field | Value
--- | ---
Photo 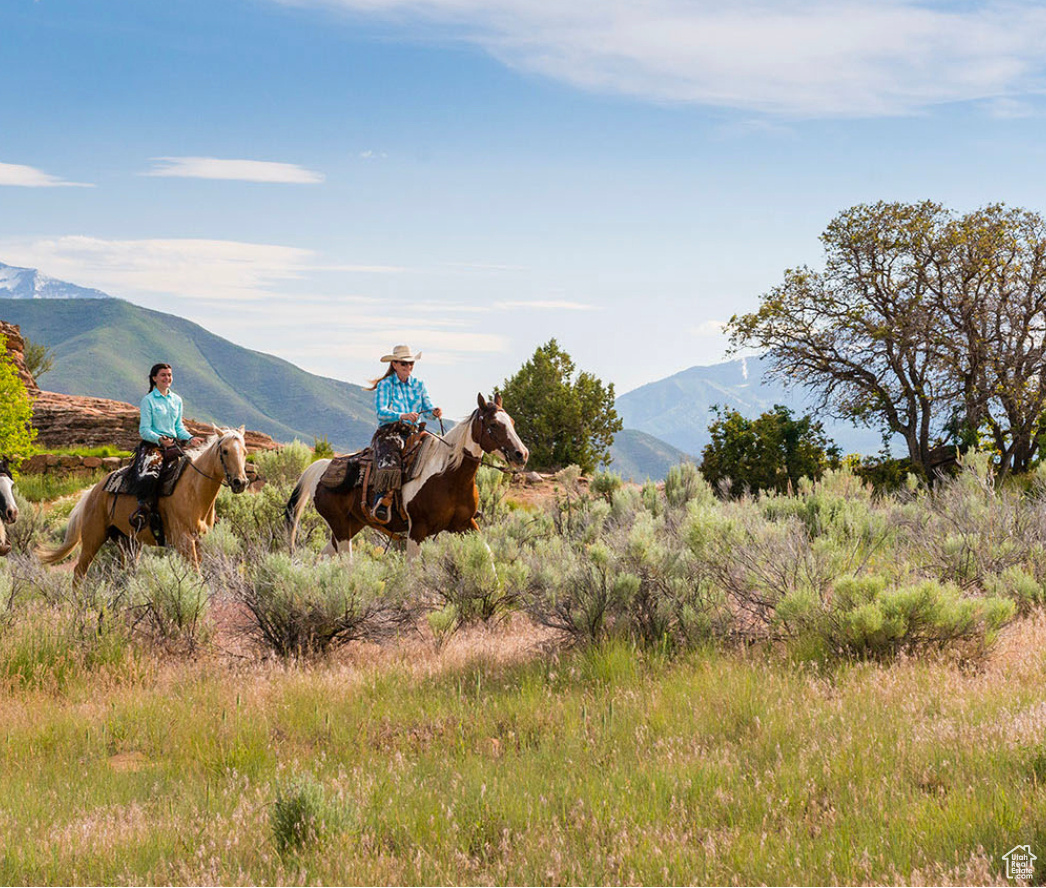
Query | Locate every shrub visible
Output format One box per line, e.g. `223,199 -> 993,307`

127,551 -> 211,649
519,538 -> 638,645
412,532 -> 524,642
312,436 -> 335,460
590,471 -> 623,502
252,441 -> 315,487
777,576 -> 1015,662
475,465 -> 511,525
238,552 -> 412,658
271,773 -> 344,856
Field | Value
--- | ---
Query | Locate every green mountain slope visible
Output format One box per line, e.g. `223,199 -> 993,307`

1,298 -> 375,450
607,429 -> 695,482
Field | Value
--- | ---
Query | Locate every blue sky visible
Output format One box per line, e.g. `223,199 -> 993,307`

3,0 -> 1046,418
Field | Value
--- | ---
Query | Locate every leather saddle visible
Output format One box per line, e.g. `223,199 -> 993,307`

318,426 -> 431,521
104,454 -> 192,499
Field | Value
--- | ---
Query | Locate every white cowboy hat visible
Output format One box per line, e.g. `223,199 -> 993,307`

380,344 -> 422,363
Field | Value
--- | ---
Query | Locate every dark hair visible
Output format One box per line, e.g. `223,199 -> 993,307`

147,363 -> 172,393
365,364 -> 397,392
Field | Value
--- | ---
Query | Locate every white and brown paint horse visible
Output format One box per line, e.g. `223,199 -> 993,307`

37,428 -> 249,578
286,393 -> 529,558
0,458 -> 19,557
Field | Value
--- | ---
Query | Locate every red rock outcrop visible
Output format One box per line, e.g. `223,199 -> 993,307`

0,321 -> 39,394
2,321 -> 278,454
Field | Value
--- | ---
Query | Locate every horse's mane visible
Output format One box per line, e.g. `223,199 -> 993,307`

414,411 -> 477,476
185,428 -> 244,459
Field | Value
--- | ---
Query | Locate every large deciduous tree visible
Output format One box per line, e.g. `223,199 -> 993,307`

499,339 -> 622,474
729,201 -> 1046,477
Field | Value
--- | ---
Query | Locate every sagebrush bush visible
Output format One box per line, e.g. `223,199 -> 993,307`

776,575 -> 1014,662
252,441 -> 315,487
271,773 -> 344,856
127,551 -> 211,649
238,552 -> 411,658
413,532 -> 525,642
519,538 -> 638,644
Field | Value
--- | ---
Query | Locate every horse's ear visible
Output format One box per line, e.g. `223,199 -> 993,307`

238,425 -> 245,435
477,392 -> 487,410
494,391 -> 503,409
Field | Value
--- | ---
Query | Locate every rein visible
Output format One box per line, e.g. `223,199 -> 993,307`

174,438 -> 234,485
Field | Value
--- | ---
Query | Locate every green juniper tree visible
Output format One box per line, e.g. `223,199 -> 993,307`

499,339 -> 622,474
700,404 -> 841,496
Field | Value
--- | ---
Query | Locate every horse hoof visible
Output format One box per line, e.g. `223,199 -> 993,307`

0,542 -> 11,557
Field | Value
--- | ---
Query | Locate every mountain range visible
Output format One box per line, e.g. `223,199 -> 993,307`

0,259 -> 878,478
616,357 -> 885,458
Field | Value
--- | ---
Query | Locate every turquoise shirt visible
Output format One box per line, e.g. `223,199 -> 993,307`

139,389 -> 192,444
375,374 -> 435,426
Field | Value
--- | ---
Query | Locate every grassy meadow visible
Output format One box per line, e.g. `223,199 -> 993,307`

1,445 -> 1045,885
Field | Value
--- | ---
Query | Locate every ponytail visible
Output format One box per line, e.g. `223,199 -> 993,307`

365,364 -> 396,392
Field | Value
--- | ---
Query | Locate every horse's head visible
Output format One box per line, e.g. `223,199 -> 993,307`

213,427 -> 250,494
473,392 -> 529,470
0,458 -> 18,526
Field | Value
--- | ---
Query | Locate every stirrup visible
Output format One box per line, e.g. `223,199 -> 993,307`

129,506 -> 149,532
371,495 -> 391,523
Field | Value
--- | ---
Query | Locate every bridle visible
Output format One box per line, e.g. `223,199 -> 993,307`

176,433 -> 243,486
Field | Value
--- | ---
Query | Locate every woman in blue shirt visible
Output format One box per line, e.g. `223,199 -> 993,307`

129,363 -> 202,533
365,345 -> 443,522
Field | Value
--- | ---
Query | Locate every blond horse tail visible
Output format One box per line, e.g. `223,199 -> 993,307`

36,488 -> 90,564
284,458 -> 331,550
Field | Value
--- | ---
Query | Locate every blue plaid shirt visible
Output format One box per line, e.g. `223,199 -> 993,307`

375,374 -> 435,426
139,389 -> 192,444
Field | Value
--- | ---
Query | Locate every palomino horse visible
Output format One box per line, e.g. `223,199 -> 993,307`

286,393 -> 529,558
37,428 -> 249,578
0,458 -> 19,557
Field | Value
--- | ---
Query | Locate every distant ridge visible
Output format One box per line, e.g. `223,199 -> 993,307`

617,356 -> 884,457
0,298 -> 376,452
608,429 -> 694,482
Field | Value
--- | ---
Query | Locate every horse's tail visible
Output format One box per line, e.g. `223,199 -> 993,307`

285,458 -> 331,550
36,487 -> 90,564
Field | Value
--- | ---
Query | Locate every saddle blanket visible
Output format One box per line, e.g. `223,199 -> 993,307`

103,456 -> 191,498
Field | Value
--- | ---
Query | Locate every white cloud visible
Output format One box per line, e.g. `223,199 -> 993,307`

143,156 -> 325,184
0,162 -> 93,188
0,236 -> 314,301
279,0 -> 1046,117
694,319 -> 727,337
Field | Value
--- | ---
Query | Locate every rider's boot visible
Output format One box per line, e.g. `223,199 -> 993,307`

372,492 -> 391,523
129,500 -> 150,533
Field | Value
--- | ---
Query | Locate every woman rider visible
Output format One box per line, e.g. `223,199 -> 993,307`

129,363 -> 203,533
366,345 -> 443,522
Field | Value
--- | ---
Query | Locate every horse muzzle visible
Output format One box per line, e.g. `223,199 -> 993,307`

228,476 -> 249,494
2,506 -> 18,525
503,446 -> 529,471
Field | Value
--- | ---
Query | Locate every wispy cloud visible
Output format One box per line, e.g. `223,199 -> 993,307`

0,162 -> 93,188
279,0 -> 1046,117
0,236 -> 314,300
496,299 -> 596,311
142,156 -> 325,183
